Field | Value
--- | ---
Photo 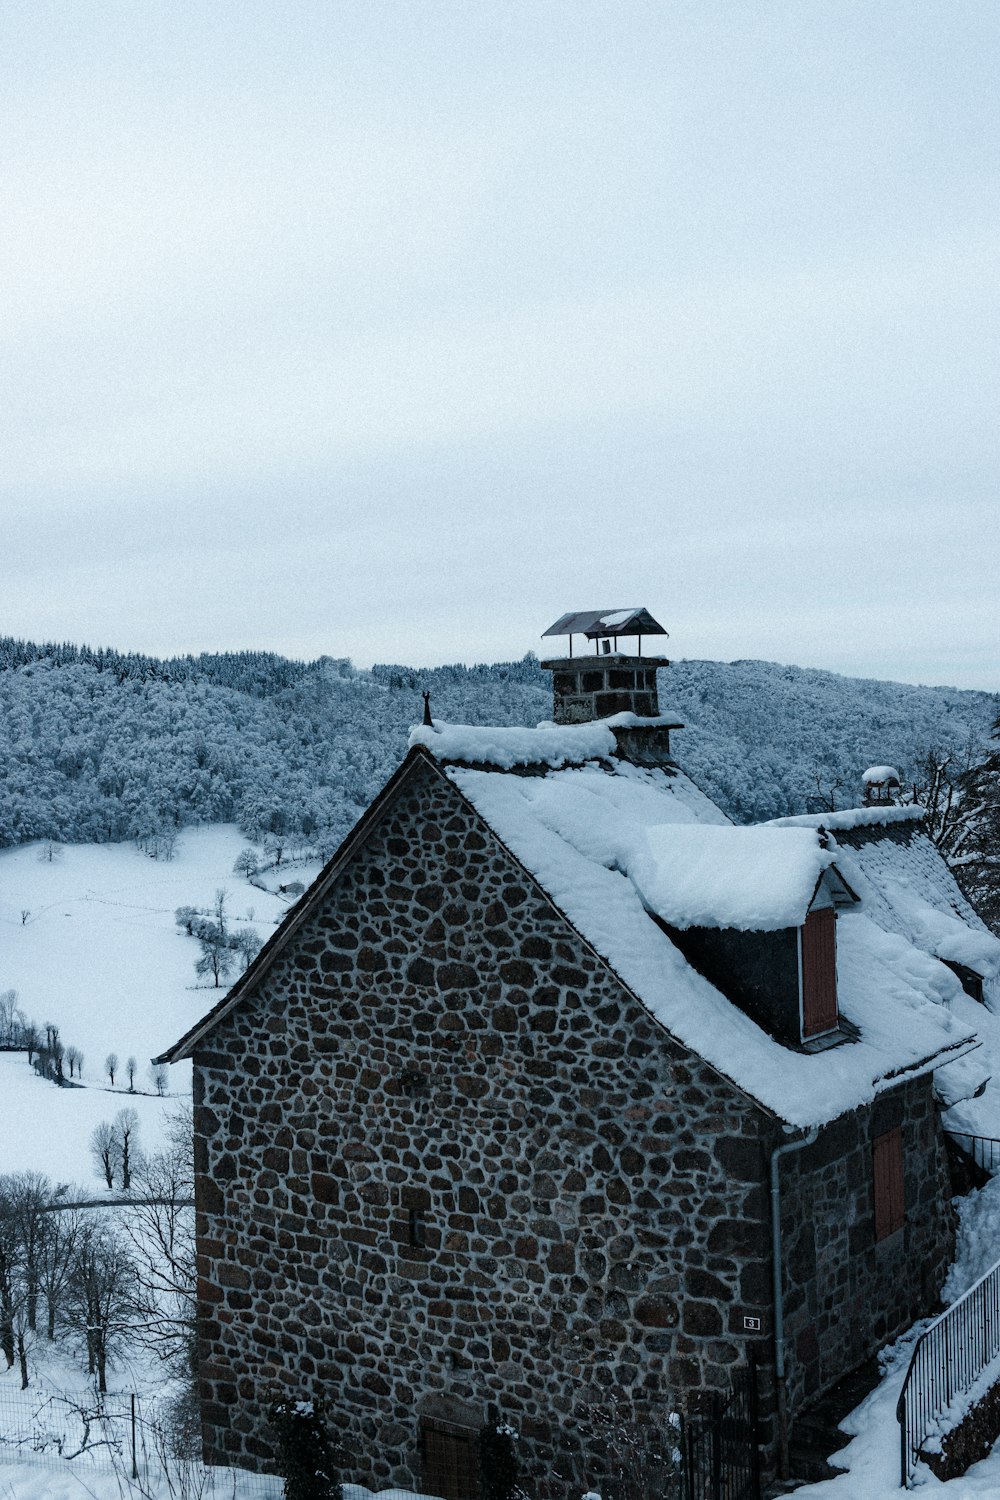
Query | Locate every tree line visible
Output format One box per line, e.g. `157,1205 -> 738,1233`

1,641 -> 997,928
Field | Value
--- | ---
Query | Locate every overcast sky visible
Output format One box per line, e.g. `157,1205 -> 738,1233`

2,2 -> 997,689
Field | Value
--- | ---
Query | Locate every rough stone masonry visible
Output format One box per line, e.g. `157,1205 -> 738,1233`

190,751 -> 954,1491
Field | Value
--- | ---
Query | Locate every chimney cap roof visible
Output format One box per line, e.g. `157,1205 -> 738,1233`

542,607 -> 668,639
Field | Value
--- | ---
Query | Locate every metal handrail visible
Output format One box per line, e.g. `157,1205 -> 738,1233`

896,1255 -> 1000,1486
946,1131 -> 1000,1176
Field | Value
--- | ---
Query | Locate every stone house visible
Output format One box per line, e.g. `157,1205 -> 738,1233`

157,616 -> 989,1495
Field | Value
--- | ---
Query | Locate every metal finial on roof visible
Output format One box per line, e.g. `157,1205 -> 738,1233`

422,691 -> 433,727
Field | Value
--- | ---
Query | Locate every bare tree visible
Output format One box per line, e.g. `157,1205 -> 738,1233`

0,1179 -> 18,1369
122,1109 -> 196,1374
212,888 -> 229,942
90,1121 -> 120,1190
809,769 -> 844,815
67,1224 -> 134,1392
234,928 -> 263,970
114,1109 -> 140,1191
0,989 -> 25,1048
149,1063 -> 169,1097
126,1056 -> 137,1093
195,931 -> 234,988
40,1204 -> 82,1341
9,1173 -> 50,1334
576,1397 -> 683,1500
104,1052 -> 118,1088
23,1021 -> 39,1066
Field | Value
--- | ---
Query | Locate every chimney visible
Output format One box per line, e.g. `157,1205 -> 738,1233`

862,765 -> 901,806
540,608 -> 683,764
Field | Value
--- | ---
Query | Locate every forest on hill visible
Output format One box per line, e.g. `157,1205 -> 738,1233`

0,636 -> 996,887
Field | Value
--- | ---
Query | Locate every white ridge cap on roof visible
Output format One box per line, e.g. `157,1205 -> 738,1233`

768,806 -> 924,831
628,824 -> 836,931
409,714 -> 681,770
409,719 -> 616,768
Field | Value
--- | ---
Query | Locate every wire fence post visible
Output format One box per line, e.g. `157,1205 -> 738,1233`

130,1391 -> 138,1480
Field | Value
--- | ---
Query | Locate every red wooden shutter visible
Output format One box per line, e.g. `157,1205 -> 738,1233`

873,1127 -> 905,1241
801,907 -> 838,1037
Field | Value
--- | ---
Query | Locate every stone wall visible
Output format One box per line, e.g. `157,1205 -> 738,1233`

191,754 -> 773,1493
923,1375 -> 1000,1481
778,1075 -> 954,1415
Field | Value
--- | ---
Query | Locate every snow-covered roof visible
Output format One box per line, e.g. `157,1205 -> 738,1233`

160,728 -> 982,1131
770,809 -> 1000,981
446,756 -> 977,1128
408,715 -> 682,771
629,825 -> 838,931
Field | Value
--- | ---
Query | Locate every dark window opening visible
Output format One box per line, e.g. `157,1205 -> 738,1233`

873,1126 -> 905,1241
942,960 -> 985,1004
801,907 -> 838,1038
408,1208 -> 426,1248
420,1420 -> 480,1500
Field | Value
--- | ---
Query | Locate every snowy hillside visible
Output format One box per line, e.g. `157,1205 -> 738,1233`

1,641 -> 995,851
0,825 -> 320,1184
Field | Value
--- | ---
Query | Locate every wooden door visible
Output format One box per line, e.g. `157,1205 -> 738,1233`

422,1423 -> 479,1500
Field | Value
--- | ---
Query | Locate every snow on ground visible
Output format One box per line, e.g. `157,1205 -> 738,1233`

0,828 -> 322,1182
791,1176 -> 1000,1498
0,825 -> 293,1068
0,1053 -> 174,1185
0,1459 -> 281,1499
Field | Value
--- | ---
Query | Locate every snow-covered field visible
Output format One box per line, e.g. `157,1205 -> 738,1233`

0,1054 -> 172,1187
0,826 -> 321,1184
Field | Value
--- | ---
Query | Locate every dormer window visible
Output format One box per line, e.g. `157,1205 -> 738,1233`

801,907 -> 838,1039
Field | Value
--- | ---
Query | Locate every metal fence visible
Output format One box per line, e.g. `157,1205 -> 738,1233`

0,1382 -> 282,1498
946,1131 -> 1000,1177
896,1256 -> 1000,1487
682,1352 -> 761,1500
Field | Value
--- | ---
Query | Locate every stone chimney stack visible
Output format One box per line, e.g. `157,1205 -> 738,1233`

540,608 -> 682,764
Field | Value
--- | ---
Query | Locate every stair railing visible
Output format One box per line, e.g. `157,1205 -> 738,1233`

946,1131 -> 1000,1177
896,1255 -> 1000,1486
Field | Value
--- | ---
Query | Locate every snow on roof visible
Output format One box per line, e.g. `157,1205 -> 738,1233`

449,759 -> 977,1128
409,719 -> 617,769
408,715 -> 682,770
773,813 -> 1000,981
628,825 -> 837,931
770,805 -> 924,832
883,879 -> 1000,980
863,765 -> 901,784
